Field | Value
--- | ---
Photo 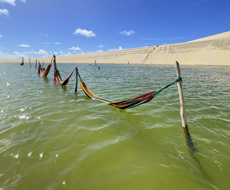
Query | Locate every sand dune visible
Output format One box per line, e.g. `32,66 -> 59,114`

1,31 -> 230,65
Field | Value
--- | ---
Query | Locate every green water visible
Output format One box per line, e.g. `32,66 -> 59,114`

0,63 -> 230,190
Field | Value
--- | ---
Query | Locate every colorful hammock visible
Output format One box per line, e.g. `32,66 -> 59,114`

38,57 -> 53,77
53,59 -> 77,86
77,69 -> 181,109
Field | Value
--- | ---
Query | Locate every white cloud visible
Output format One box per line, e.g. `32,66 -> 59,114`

54,42 -> 61,45
18,44 -> 30,47
0,9 -> 9,16
98,45 -> 103,48
0,0 -> 16,6
21,0 -> 26,3
0,50 -> 12,58
73,28 -> 96,37
0,48 -> 51,59
15,49 -> 48,55
68,47 -> 81,51
109,46 -> 123,51
0,34 -> 2,38
14,51 -> 21,55
120,30 -> 135,36
57,50 -> 73,56
37,49 -> 48,55
96,50 -> 103,53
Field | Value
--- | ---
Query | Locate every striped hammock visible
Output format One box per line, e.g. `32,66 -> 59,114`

77,69 -> 181,109
53,59 -> 77,86
38,57 -> 53,77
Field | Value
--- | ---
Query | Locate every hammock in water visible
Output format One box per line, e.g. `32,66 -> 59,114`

77,69 -> 181,109
38,57 -> 53,77
53,58 -> 77,86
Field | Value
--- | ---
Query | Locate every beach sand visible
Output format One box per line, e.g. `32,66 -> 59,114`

1,31 -> 230,65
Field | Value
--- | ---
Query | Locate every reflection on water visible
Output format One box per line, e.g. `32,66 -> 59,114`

0,63 -> 230,190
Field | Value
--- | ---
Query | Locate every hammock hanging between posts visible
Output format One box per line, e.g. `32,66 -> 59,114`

76,69 -> 182,109
53,57 -> 77,86
38,57 -> 53,77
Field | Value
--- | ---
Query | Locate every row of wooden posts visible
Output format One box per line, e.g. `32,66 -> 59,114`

20,57 -> 46,70
21,56 -> 191,140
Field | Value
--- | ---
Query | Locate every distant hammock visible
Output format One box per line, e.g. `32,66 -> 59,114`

38,57 -> 53,77
77,69 -> 181,109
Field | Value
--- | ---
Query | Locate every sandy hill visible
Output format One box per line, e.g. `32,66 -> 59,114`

1,31 -> 230,65
188,31 -> 230,43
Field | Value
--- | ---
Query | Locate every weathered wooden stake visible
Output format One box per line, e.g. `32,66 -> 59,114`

53,55 -> 56,80
175,61 -> 191,139
20,57 -> 24,65
75,68 -> 78,93
53,55 -> 56,67
29,57 -> 31,67
35,60 -> 37,69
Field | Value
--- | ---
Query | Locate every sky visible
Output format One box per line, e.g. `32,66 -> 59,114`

0,0 -> 230,59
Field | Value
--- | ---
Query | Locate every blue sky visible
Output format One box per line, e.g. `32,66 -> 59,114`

0,0 -> 230,59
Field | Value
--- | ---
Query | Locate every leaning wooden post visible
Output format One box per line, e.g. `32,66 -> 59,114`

75,67 -> 78,93
175,61 -> 191,139
53,55 -> 56,80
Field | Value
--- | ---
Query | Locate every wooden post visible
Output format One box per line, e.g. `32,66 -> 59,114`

35,60 -> 37,69
20,57 -> 24,65
175,61 -> 191,139
38,61 -> 40,74
75,67 -> 78,93
53,55 -> 56,66
53,55 -> 56,80
29,57 -> 31,67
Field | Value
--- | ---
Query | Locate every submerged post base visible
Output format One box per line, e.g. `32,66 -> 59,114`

183,125 -> 192,140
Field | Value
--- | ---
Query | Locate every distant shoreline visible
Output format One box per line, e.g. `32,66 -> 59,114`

1,61 -> 230,67
1,31 -> 230,66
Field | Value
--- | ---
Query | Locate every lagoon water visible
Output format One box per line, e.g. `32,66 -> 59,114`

0,62 -> 230,190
